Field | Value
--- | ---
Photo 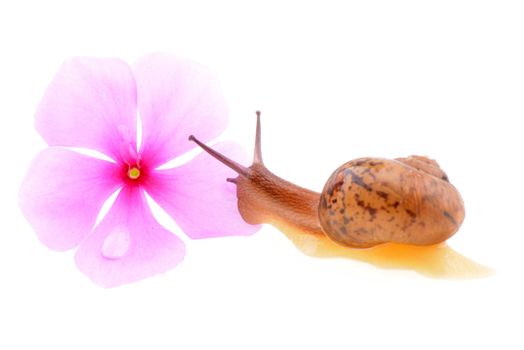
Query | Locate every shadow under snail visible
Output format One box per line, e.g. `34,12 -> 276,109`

189,112 -> 465,249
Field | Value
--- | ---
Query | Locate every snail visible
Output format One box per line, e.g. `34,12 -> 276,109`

188,112 -> 465,249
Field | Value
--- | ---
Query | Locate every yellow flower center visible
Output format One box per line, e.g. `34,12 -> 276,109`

128,167 -> 141,180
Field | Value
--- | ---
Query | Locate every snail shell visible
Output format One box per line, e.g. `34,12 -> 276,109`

318,156 -> 465,248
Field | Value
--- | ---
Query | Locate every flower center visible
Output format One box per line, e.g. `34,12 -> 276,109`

127,167 -> 141,180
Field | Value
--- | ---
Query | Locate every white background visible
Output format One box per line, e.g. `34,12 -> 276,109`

1,1 -> 523,349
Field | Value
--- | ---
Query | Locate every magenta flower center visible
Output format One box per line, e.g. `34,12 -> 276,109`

122,156 -> 148,186
127,166 -> 141,180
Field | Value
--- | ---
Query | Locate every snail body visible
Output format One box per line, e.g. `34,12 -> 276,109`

189,112 -> 464,248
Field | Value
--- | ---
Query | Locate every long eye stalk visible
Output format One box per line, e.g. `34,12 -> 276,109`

188,135 -> 250,178
189,111 -> 266,178
253,111 -> 263,164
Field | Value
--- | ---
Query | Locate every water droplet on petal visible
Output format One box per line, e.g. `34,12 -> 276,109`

102,226 -> 131,259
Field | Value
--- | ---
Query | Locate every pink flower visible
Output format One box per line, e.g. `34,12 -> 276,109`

19,54 -> 259,287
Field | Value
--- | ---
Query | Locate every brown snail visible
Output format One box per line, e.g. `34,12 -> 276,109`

189,112 -> 465,249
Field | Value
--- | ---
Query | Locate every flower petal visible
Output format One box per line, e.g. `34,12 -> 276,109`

145,142 -> 261,239
74,186 -> 185,287
36,57 -> 137,161
134,53 -> 228,168
19,148 -> 122,251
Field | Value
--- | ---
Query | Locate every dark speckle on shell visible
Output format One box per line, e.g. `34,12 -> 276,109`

318,157 -> 465,248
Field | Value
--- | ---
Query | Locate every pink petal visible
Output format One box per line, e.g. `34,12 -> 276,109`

133,53 -> 228,168
36,57 -> 137,161
145,142 -> 261,239
74,186 -> 185,287
19,148 -> 122,251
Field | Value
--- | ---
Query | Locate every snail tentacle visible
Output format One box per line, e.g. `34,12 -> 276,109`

254,110 -> 264,164
188,134 -> 251,178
